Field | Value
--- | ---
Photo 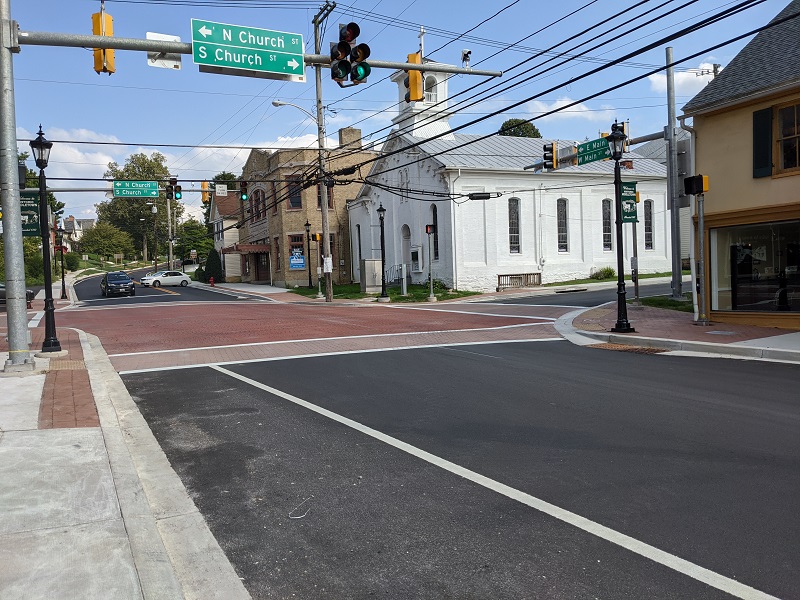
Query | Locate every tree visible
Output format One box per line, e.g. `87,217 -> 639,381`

77,222 -> 135,258
498,119 -> 541,138
98,152 -> 184,257
19,152 -> 65,221
204,248 -> 223,283
175,218 -> 214,264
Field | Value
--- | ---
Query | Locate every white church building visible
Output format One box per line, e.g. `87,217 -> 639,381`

348,63 -> 673,293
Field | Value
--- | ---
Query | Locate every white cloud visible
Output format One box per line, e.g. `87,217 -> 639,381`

648,62 -> 720,97
525,97 -> 615,123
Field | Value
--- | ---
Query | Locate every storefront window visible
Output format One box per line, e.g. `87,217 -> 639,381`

710,219 -> 800,312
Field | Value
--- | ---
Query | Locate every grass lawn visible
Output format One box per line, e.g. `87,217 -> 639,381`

636,293 -> 694,312
544,270 -> 691,287
289,282 -> 479,302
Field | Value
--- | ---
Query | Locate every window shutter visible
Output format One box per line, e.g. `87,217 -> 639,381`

753,108 -> 772,178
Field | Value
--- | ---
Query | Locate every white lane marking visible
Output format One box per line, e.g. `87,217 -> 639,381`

109,321 -> 555,357
212,365 -> 780,600
117,338 -> 564,374
385,304 -> 559,320
466,302 -> 589,309
28,311 -> 44,327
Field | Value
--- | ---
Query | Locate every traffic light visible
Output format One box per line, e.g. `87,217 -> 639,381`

330,23 -> 370,84
201,180 -> 210,204
240,181 -> 248,201
174,185 -> 182,200
683,174 -> 709,196
166,183 -> 174,200
330,39 -> 351,82
168,177 -> 181,200
91,7 -> 115,74
404,52 -> 423,103
543,142 -> 556,170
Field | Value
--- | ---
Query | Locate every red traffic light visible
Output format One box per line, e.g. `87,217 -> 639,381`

339,22 -> 360,43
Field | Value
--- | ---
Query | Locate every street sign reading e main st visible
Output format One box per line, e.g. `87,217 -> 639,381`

577,137 -> 611,166
191,19 -> 305,82
113,180 -> 159,198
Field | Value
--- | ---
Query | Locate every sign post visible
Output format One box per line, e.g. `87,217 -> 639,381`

191,19 -> 305,82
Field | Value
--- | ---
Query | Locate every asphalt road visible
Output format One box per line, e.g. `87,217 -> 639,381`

123,341 -> 799,600
483,280 -> 678,307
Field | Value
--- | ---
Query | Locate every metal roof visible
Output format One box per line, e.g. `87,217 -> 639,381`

400,133 -> 666,178
683,0 -> 800,114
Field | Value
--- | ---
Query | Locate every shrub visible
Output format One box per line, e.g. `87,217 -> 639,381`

25,253 -> 44,279
204,249 -> 223,283
194,267 -> 205,282
64,252 -> 81,271
590,266 -> 616,280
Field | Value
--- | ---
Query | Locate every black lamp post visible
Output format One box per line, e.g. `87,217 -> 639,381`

608,121 -> 634,333
30,126 -> 61,352
377,204 -> 388,300
304,219 -> 313,289
56,226 -> 67,300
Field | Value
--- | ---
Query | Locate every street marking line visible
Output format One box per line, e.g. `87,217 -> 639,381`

109,321 -> 555,357
385,305 -> 558,320
28,311 -> 44,327
211,364 -> 780,600
117,338 -> 564,374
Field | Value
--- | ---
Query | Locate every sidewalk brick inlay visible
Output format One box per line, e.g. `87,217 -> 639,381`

39,369 -> 99,429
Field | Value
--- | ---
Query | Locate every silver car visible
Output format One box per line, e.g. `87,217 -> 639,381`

140,270 -> 191,287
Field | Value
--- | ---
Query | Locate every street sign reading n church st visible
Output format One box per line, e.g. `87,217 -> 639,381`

191,19 -> 305,82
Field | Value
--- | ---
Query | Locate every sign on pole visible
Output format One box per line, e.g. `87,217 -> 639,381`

19,195 -> 40,237
289,249 -> 306,270
113,180 -> 159,198
215,184 -> 228,197
191,19 -> 305,82
146,32 -> 182,70
577,137 -> 611,166
621,182 -> 638,223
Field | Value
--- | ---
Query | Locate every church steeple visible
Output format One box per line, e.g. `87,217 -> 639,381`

390,61 -> 453,139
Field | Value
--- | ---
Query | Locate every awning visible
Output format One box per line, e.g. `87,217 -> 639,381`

221,243 -> 271,255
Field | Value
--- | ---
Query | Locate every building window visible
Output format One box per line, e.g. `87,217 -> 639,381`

508,198 -> 520,253
602,199 -> 612,251
424,76 -> 437,103
431,204 -> 439,260
289,235 -> 305,270
248,195 -> 255,222
286,175 -> 302,209
317,183 -> 334,209
709,219 -> 799,312
274,236 -> 281,271
557,198 -> 568,252
778,102 -> 799,173
644,200 -> 654,250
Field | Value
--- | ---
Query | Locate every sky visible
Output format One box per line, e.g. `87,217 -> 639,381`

8,0 -> 789,223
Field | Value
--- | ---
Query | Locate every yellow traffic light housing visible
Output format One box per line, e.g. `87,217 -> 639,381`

91,7 -> 115,75
404,53 -> 423,103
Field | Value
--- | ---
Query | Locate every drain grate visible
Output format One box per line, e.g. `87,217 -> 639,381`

48,359 -> 86,370
589,343 -> 667,354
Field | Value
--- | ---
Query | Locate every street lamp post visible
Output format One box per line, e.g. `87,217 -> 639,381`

377,204 -> 389,301
30,126 -> 61,352
607,121 -> 635,333
56,226 -> 67,300
304,219 -> 313,289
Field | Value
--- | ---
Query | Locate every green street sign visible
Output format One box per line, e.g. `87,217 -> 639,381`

621,182 -> 638,223
20,196 -> 40,237
577,137 -> 611,166
113,180 -> 159,198
191,19 -> 305,81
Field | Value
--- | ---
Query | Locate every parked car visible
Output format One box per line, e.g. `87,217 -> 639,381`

140,270 -> 191,288
100,271 -> 136,297
0,282 -> 35,308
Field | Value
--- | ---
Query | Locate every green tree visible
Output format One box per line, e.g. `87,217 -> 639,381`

204,248 -> 223,283
498,119 -> 541,138
98,152 -> 184,257
77,222 -> 135,258
19,152 -> 65,221
175,218 -> 214,264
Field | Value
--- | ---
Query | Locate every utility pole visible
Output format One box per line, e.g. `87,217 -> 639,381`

1,0 -> 34,371
313,3 -> 334,302
667,47 -> 682,299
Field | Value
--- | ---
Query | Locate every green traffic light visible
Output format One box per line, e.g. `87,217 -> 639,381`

351,62 -> 370,82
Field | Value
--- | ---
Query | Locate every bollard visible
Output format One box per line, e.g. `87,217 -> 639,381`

209,276 -> 215,287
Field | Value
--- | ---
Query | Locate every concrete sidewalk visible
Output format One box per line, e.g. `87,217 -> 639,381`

1,279 -> 798,599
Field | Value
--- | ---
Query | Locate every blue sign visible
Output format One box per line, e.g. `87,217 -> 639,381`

289,252 -> 306,270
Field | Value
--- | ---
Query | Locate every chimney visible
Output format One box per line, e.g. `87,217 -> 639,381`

338,127 -> 362,150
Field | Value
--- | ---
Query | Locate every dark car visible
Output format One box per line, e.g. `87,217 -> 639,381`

0,282 -> 35,308
101,271 -> 136,297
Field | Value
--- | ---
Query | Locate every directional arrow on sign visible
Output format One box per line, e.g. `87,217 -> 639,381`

198,25 -> 212,38
287,58 -> 299,69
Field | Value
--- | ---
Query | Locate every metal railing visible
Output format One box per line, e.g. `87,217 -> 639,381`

496,273 -> 541,292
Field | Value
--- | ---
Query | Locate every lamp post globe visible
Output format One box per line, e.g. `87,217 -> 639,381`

607,121 -> 634,333
29,126 -> 61,352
